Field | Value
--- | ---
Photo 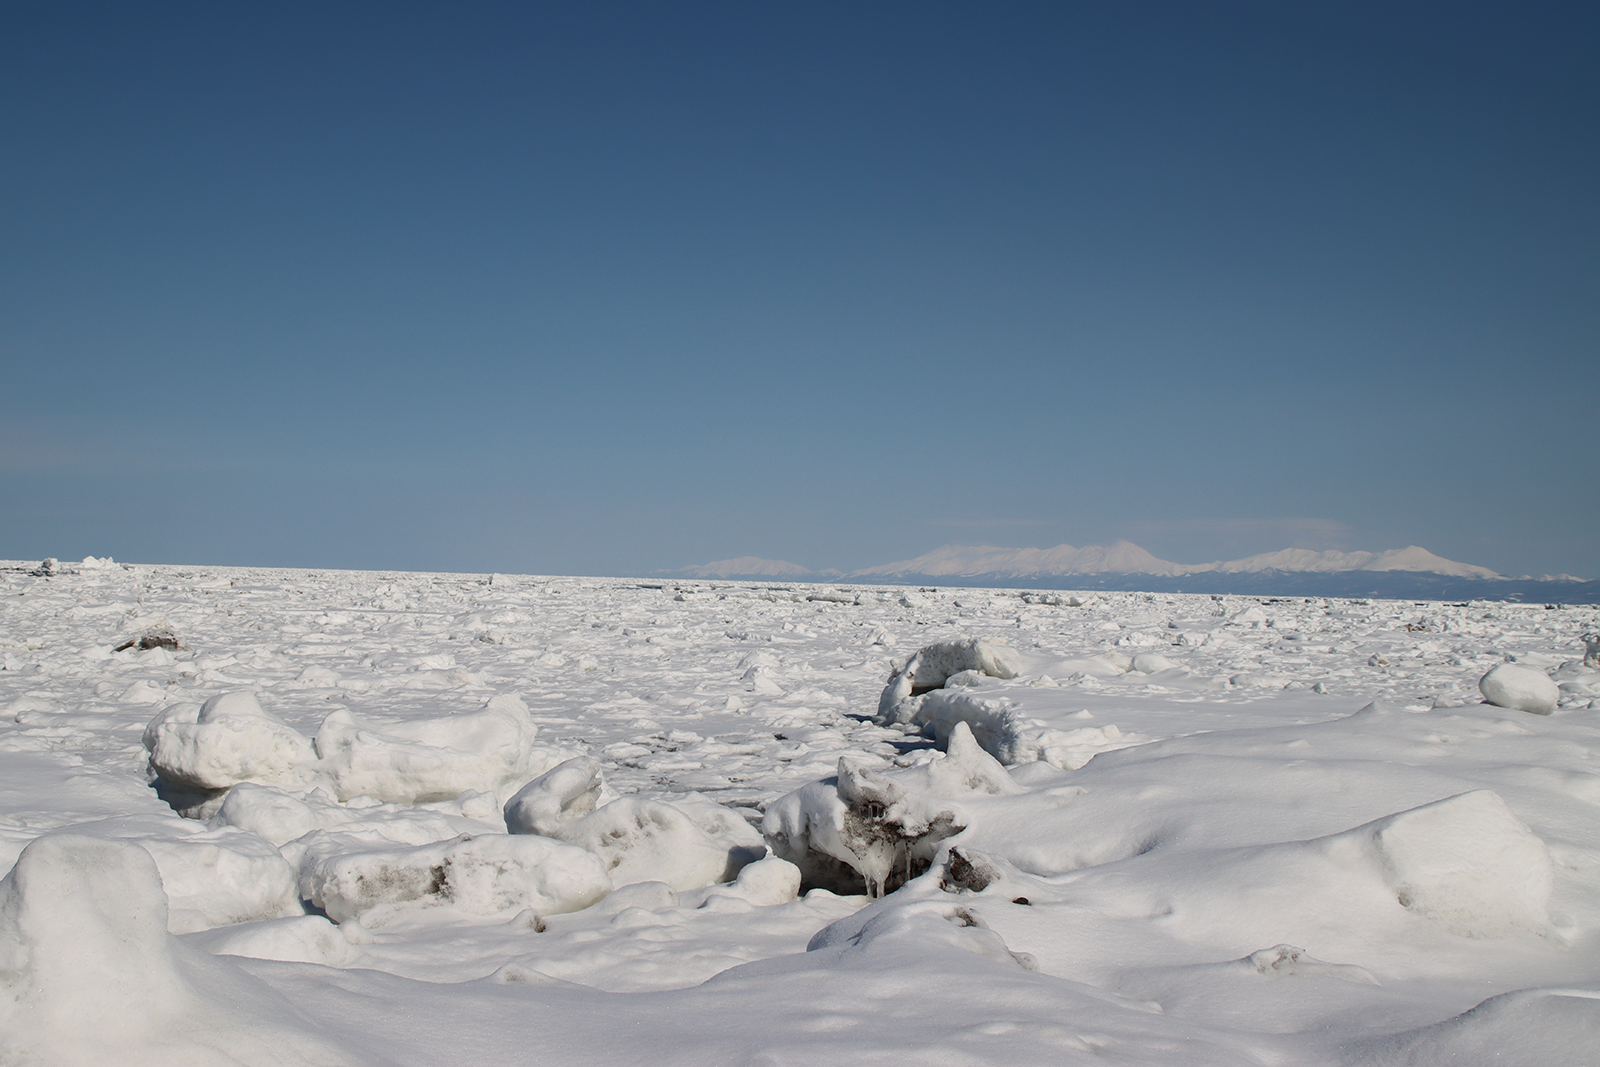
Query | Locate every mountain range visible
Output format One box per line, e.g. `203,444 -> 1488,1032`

670,542 -> 1598,603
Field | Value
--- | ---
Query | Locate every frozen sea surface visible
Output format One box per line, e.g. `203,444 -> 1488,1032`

1,560 -> 1597,1065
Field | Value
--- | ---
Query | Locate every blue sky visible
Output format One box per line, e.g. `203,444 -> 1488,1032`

3,2 -> 1596,578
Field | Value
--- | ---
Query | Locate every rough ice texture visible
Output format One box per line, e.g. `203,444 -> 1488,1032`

503,756 -> 610,836
1478,663 -> 1560,715
147,690 -> 561,810
145,691 -> 318,792
764,722 -> 1019,896
8,565 -> 1600,1065
313,693 -> 556,804
877,637 -> 1022,722
905,689 -> 1137,769
506,758 -> 761,891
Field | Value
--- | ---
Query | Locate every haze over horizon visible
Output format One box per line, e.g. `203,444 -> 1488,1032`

4,3 -> 1595,579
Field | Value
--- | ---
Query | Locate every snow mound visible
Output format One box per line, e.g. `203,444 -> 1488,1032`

1237,944 -> 1378,985
68,815 -> 301,933
1340,986 -> 1600,1066
1129,652 -> 1180,673
185,915 -> 357,967
1331,790 -> 1553,938
302,832 -> 611,924
807,897 -> 1039,971
1479,663 -> 1560,715
0,833 -> 364,1065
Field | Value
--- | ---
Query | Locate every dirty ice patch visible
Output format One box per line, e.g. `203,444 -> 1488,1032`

764,721 -> 1022,896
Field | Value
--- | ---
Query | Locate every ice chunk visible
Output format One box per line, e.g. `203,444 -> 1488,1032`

210,782 -> 328,847
911,690 -> 1030,763
552,798 -> 736,891
1129,652 -> 1180,674
314,693 -> 557,805
1479,663 -> 1560,715
144,691 -> 317,793
507,763 -> 758,890
764,729 -> 1013,898
65,815 -> 301,934
702,855 -> 801,906
921,720 -> 1028,797
909,690 -> 1140,769
503,757 -> 610,836
0,834 -> 186,1039
877,637 -> 1022,723
302,832 -> 610,924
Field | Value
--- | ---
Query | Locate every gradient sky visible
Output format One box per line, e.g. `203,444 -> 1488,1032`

3,2 -> 1596,578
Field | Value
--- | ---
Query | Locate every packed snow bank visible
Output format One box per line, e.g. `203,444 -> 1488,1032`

1479,663 -> 1560,715
0,833 -> 367,1066
146,691 -> 561,811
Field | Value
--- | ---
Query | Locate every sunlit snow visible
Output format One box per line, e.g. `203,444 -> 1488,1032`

2,559 -> 1597,1065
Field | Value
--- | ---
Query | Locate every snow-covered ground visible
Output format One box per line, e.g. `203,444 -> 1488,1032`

2,559 -> 1597,1065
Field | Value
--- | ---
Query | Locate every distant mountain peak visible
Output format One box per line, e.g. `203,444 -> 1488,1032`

843,541 -> 1506,581
672,556 -> 815,579
672,542 -> 1544,588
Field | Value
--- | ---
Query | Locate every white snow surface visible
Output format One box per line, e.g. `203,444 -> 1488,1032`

2,560 -> 1598,1065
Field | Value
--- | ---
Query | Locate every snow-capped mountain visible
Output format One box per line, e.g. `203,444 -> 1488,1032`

671,543 -> 1594,601
843,542 -> 1504,581
850,541 -> 1188,579
674,556 -> 817,579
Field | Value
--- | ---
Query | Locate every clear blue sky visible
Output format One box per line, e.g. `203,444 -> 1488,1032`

3,2 -> 1596,578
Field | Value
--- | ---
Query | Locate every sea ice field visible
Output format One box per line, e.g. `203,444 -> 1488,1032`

2,558 -> 1597,1065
